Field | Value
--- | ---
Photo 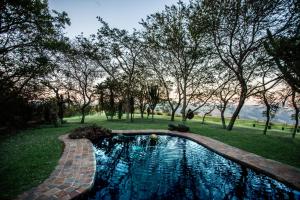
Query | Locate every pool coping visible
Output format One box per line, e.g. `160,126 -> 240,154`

113,129 -> 300,190
17,129 -> 300,200
17,134 -> 96,200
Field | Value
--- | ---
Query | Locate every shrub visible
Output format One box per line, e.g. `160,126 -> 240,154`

69,124 -> 112,142
168,123 -> 190,132
186,109 -> 194,120
168,123 -> 177,131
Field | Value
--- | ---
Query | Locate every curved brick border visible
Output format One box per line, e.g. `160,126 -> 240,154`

113,130 -> 300,190
17,134 -> 96,200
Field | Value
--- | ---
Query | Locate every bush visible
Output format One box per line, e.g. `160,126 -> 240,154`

69,124 -> 112,142
168,123 -> 190,132
168,123 -> 177,131
186,109 -> 194,119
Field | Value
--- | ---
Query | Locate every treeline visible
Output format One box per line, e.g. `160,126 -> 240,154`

0,0 -> 299,136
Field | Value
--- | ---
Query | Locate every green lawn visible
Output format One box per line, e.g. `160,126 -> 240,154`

0,114 -> 299,199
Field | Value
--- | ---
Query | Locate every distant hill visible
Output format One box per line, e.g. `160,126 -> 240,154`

159,104 -> 296,125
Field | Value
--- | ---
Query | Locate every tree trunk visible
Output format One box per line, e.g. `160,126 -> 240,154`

140,105 -> 144,119
182,82 -> 187,122
262,91 -> 271,135
293,111 -> 299,138
263,104 -> 271,135
58,103 -> 64,124
126,99 -> 130,121
220,109 -> 226,129
152,109 -> 154,120
130,112 -> 134,122
80,108 -> 85,124
227,87 -> 247,131
171,110 -> 176,121
202,114 -> 206,124
292,91 -> 299,138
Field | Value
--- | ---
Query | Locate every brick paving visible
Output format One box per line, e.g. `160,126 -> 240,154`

17,135 -> 95,200
18,129 -> 300,200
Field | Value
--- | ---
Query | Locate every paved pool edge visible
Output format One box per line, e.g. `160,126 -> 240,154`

17,134 -> 96,200
113,129 -> 300,190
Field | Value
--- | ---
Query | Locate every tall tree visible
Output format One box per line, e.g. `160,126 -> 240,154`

264,29 -> 300,93
143,48 -> 182,121
63,36 -> 102,123
142,1 -> 214,121
201,104 -> 215,124
0,0 -> 70,127
264,0 -> 300,92
148,85 -> 160,120
291,90 -> 299,138
0,0 -> 70,98
215,72 -> 238,129
193,0 -> 295,130
256,65 -> 281,135
41,73 -> 67,124
97,19 -> 146,121
96,78 -> 125,120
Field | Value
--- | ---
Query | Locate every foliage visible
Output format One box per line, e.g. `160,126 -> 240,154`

168,123 -> 190,132
142,1 -> 214,121
193,0 -> 297,130
97,19 -> 145,120
186,109 -> 195,120
0,0 -> 70,129
63,36 -> 102,124
148,85 -> 160,119
264,27 -> 300,92
96,78 -> 125,120
0,79 -> 32,128
68,124 -> 112,142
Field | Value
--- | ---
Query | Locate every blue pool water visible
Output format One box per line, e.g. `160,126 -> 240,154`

87,134 -> 300,200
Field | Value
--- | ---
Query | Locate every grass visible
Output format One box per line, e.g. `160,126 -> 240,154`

0,113 -> 299,199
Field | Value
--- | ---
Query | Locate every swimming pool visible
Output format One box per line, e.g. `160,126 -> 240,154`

86,134 -> 300,200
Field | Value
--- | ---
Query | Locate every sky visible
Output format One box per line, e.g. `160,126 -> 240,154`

48,0 -> 189,38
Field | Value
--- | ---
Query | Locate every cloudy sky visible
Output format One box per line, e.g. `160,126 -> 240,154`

48,0 -> 189,38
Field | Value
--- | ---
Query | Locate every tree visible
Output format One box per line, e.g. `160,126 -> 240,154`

129,96 -> 135,122
0,0 -> 70,98
201,104 -> 215,124
0,0 -> 70,127
148,85 -> 160,120
136,85 -> 148,119
97,19 -> 146,121
264,1 -> 300,93
96,78 -> 125,120
278,85 -> 299,138
264,29 -> 300,93
194,0 -> 296,130
142,1 -> 214,121
41,75 -> 67,124
256,66 -> 281,135
215,73 -> 238,129
290,90 -> 299,138
143,48 -> 182,121
134,62 -> 153,119
63,36 -> 102,124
